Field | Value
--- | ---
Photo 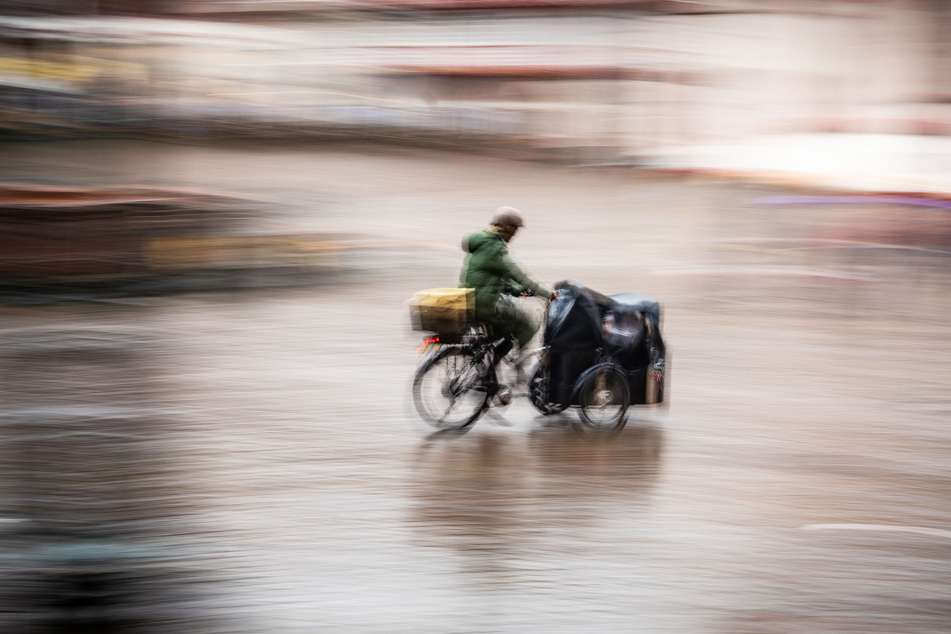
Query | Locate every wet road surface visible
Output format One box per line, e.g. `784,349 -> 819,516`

0,140 -> 950,633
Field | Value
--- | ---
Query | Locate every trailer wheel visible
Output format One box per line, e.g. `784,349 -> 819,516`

574,363 -> 629,432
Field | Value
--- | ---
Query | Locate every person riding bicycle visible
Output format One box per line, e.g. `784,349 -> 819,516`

460,207 -> 552,365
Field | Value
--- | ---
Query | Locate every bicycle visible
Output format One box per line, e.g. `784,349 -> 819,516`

411,323 -> 533,432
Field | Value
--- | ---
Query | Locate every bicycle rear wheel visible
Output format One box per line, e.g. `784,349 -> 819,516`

413,347 -> 490,430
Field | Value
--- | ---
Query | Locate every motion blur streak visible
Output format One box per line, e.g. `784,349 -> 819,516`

1,1 -> 951,633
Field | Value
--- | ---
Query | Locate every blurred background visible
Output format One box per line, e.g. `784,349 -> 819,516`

0,1 -> 950,633
2,0 -> 951,174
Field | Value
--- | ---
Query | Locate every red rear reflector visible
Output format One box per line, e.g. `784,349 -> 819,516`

416,337 -> 439,353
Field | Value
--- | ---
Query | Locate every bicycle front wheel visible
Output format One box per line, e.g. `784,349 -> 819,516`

413,347 -> 490,430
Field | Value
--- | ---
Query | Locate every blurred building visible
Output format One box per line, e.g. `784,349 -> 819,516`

0,1 -> 949,160
0,0 -> 172,14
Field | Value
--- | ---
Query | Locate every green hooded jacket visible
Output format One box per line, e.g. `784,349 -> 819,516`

459,229 -> 551,320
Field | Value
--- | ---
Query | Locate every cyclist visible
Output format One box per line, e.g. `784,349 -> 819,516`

460,207 -> 553,367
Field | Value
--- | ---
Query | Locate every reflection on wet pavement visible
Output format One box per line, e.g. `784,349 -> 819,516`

410,427 -> 664,568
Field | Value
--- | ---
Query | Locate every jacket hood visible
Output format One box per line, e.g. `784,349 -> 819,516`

462,229 -> 502,253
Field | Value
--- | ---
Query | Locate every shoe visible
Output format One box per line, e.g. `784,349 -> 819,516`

491,385 -> 512,407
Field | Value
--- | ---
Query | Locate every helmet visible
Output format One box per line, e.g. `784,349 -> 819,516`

490,206 -> 525,230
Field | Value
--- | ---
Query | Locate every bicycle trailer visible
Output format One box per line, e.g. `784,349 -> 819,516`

530,280 -> 667,428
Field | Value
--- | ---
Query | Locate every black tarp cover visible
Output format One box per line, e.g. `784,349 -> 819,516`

544,280 -> 663,406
